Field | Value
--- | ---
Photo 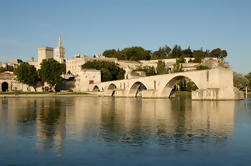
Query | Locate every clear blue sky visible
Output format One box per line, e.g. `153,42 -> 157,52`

0,0 -> 250,74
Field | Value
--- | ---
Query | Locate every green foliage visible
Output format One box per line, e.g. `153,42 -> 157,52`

176,57 -> 186,63
133,66 -> 156,76
14,62 -> 39,91
40,58 -> 66,88
172,61 -> 183,73
193,50 -> 207,59
169,45 -> 182,58
175,91 -> 192,96
192,57 -> 202,63
82,60 -> 125,82
245,72 -> 251,89
156,60 -> 169,74
181,46 -> 193,57
234,72 -> 249,89
102,47 -> 151,61
100,68 -> 112,82
102,45 -> 228,61
103,49 -> 117,58
210,48 -> 228,58
186,81 -> 198,91
0,67 -> 6,73
151,45 -> 171,59
196,65 -> 209,70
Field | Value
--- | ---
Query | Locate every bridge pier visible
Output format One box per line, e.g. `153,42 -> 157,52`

192,87 -> 244,100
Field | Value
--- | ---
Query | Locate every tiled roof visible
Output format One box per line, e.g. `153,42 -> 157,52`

0,72 -> 15,80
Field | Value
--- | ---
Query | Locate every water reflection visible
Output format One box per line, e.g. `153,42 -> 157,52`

36,98 -> 66,154
0,96 -> 237,153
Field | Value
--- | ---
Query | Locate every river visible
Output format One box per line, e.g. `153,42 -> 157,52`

0,96 -> 251,165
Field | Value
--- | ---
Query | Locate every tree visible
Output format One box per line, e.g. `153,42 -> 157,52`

176,57 -> 186,63
133,66 -> 156,76
172,61 -> 183,73
102,46 -> 151,61
181,46 -> 193,57
40,58 -> 66,89
233,72 -> 249,89
100,68 -> 112,82
151,45 -> 171,59
0,67 -> 6,73
82,60 -> 125,82
245,72 -> 251,89
169,45 -> 182,58
102,49 -> 117,58
210,48 -> 228,58
156,61 -> 169,74
121,46 -> 151,61
14,62 -> 40,91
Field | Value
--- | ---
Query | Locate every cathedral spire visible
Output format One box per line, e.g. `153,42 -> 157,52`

57,35 -> 62,47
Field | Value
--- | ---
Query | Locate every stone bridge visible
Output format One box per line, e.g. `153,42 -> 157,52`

89,67 -> 243,100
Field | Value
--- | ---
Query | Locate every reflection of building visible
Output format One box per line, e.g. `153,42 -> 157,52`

65,97 -> 235,144
0,97 -> 237,154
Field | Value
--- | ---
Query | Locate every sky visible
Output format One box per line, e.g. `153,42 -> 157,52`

0,0 -> 250,74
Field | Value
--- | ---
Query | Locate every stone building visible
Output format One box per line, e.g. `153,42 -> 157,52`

66,54 -> 90,74
73,69 -> 101,92
0,71 -> 44,92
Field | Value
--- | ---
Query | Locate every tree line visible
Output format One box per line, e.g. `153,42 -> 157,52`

102,45 -> 228,61
234,72 -> 251,90
14,59 -> 65,91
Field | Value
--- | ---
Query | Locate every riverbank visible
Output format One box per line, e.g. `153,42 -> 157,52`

0,92 -> 94,98
174,91 -> 192,96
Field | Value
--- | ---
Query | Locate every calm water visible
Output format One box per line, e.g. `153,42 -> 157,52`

0,96 -> 251,166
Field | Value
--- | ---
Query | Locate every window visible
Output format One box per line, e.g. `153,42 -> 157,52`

89,80 -> 94,84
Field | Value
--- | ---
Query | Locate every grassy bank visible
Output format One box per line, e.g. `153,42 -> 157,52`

175,91 -> 192,96
0,91 -> 90,96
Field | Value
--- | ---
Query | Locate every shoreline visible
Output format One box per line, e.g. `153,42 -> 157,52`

0,92 -> 96,98
1,91 -> 250,100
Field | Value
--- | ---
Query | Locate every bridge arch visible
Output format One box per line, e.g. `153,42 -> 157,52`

129,81 -> 147,97
107,83 -> 117,90
1,82 -> 9,92
106,83 -> 117,96
92,85 -> 100,92
161,75 -> 199,97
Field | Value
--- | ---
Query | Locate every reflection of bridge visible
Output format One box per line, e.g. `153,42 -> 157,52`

90,67 -> 243,100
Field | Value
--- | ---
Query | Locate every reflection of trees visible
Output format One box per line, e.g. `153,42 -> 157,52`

36,98 -> 66,155
3,97 -> 67,154
17,100 -> 37,123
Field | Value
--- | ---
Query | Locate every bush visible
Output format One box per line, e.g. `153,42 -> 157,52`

133,66 -> 156,76
196,65 -> 209,70
234,72 -> 249,89
156,61 -> 169,74
176,57 -> 186,63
